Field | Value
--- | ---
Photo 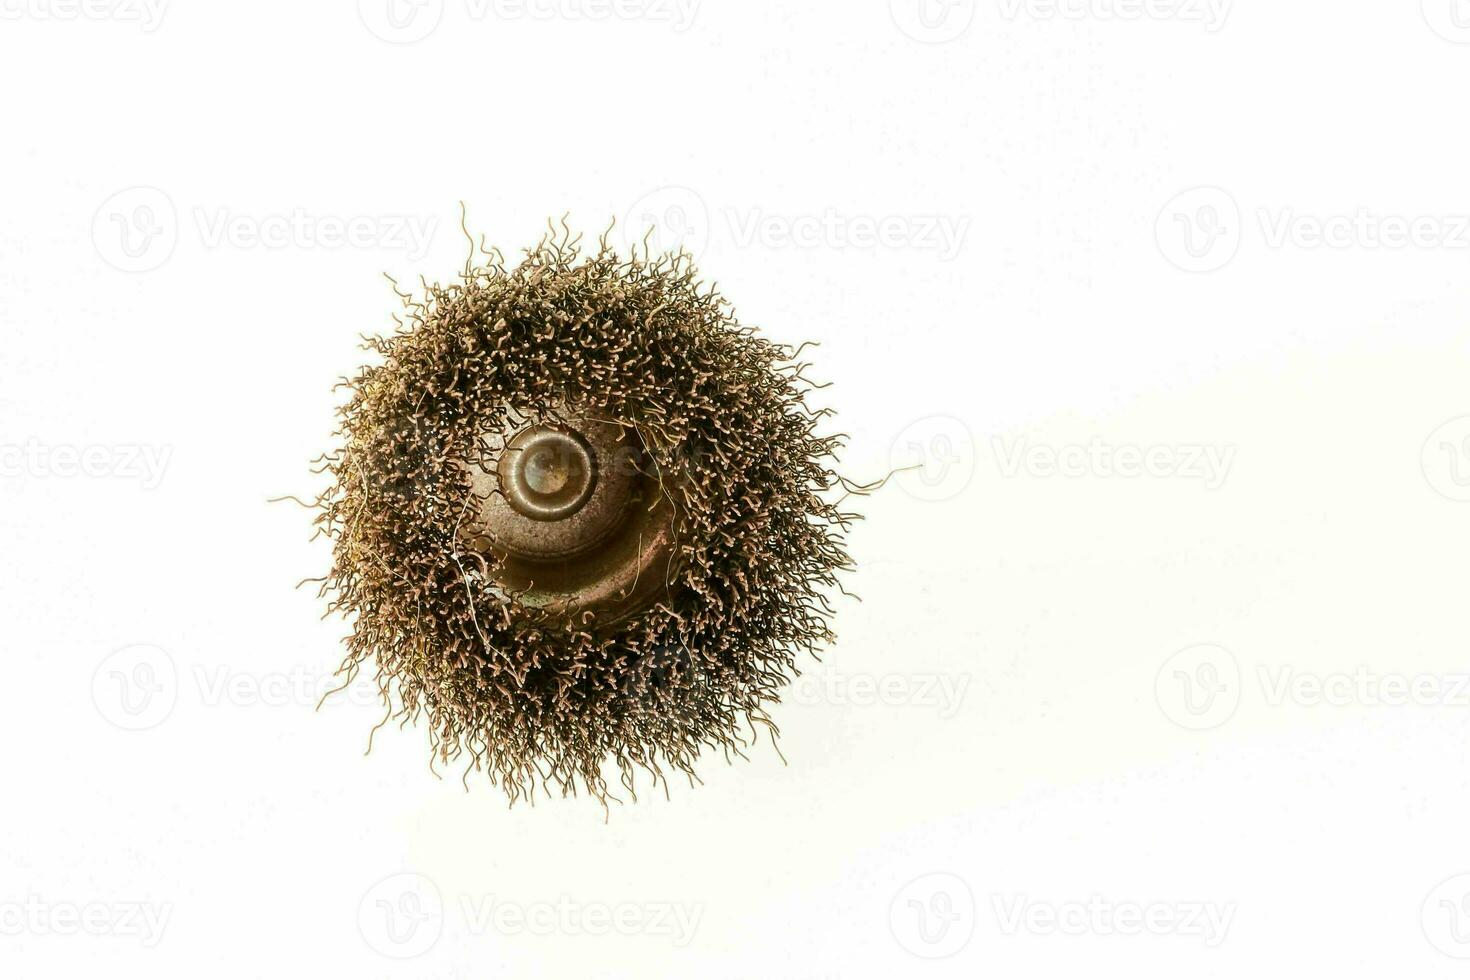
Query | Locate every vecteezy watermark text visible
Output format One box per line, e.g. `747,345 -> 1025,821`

192,209 -> 436,257
1257,666 -> 1470,709
93,187 -> 438,272
888,873 -> 1235,959
358,0 -> 698,43
1158,187 -> 1470,273
997,0 -> 1231,31
1257,209 -> 1470,251
991,895 -> 1235,946
788,672 -> 971,718
0,0 -> 167,30
725,209 -> 970,261
0,897 -> 172,947
1156,644 -> 1470,730
621,187 -> 970,262
1,440 -> 171,489
357,873 -> 702,959
460,895 -> 702,945
992,437 -> 1236,488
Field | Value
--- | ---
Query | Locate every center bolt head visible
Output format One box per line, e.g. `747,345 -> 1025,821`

499,426 -> 597,522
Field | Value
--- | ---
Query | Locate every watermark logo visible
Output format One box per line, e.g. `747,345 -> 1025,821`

92,644 -> 178,731
1422,417 -> 1470,502
620,187 -> 969,262
1156,187 -> 1240,273
357,875 -> 702,955
1160,190 -> 1470,272
891,875 -> 1233,950
93,189 -> 439,269
0,0 -> 168,30
92,186 -> 177,273
621,185 -> 711,259
359,873 -> 444,959
889,873 -> 976,958
1157,651 -> 1470,728
1155,644 -> 1240,731
1423,0 -> 1470,43
92,655 -> 387,728
890,0 -> 976,43
358,0 -> 444,42
1423,874 -> 1470,958
890,415 -> 977,502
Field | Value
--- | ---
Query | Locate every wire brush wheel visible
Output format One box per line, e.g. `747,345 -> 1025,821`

308,226 -> 856,805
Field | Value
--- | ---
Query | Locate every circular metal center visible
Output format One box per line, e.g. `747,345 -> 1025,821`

499,427 -> 596,522
458,410 -> 683,625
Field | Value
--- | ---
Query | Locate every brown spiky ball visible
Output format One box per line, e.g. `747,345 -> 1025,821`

309,227 -> 854,805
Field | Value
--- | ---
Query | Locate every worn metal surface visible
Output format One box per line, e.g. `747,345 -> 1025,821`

460,411 -> 680,624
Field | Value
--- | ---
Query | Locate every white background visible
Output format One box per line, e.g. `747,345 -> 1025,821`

5,0 -> 1470,976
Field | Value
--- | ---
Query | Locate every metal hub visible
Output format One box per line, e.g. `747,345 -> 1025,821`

459,411 -> 680,624
500,427 -> 597,522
